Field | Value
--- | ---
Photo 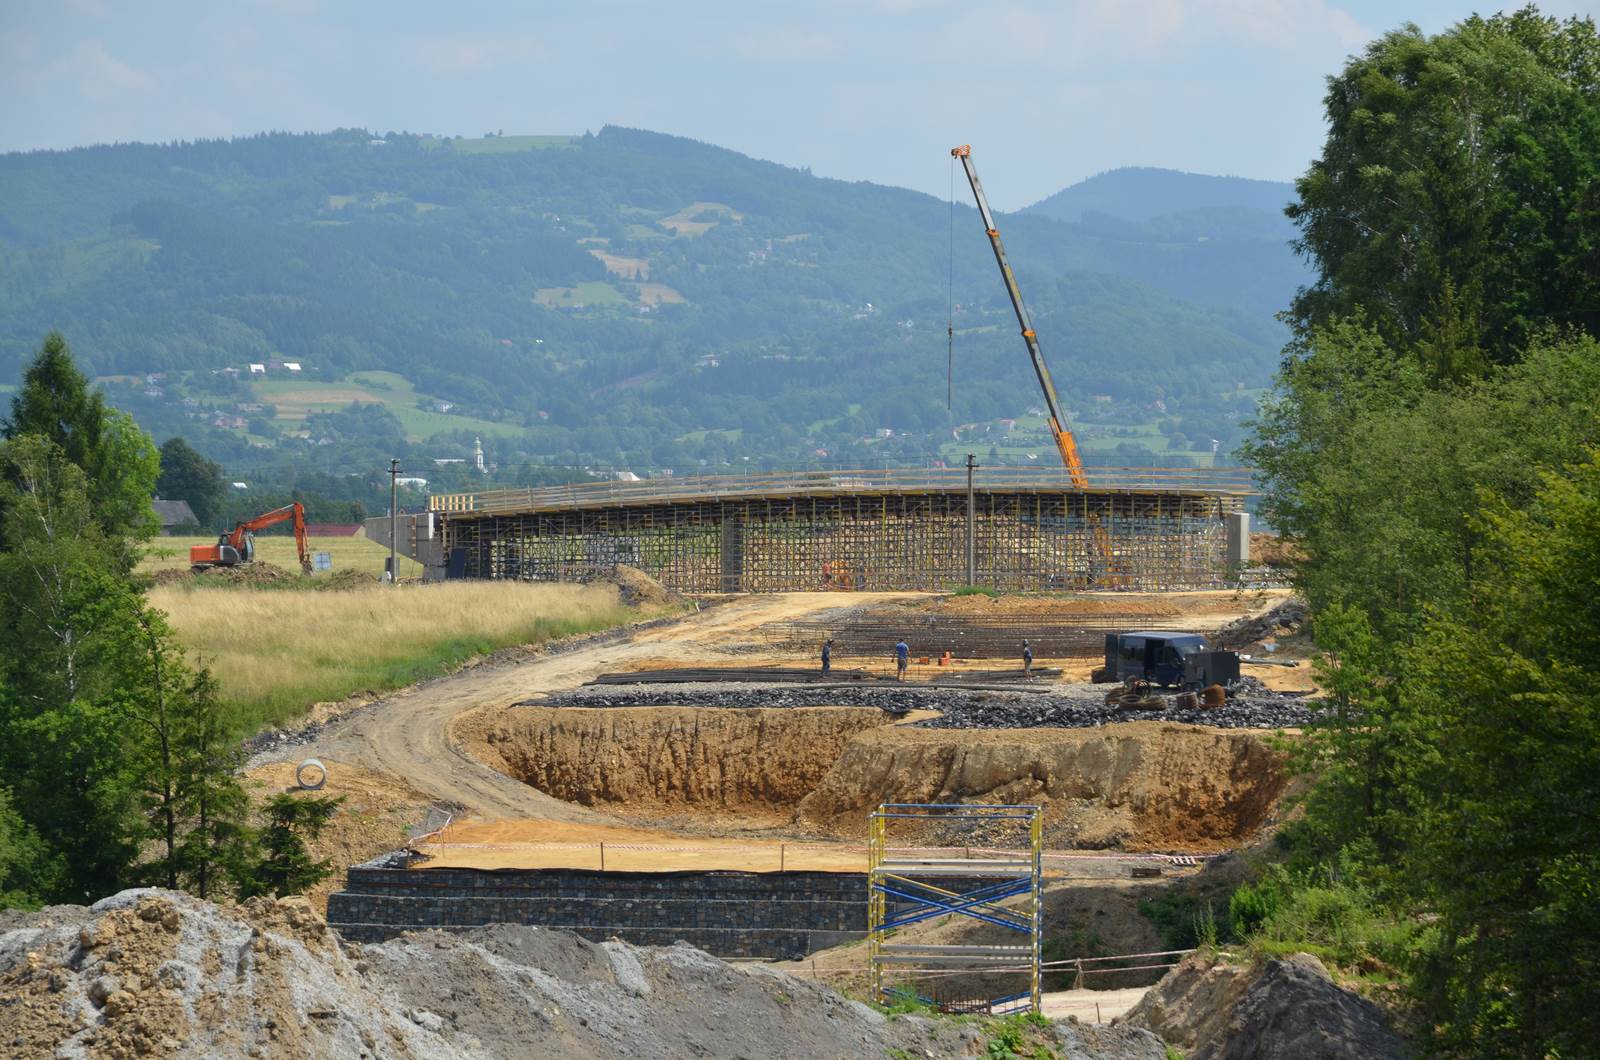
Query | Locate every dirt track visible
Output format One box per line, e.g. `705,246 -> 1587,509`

251,593 -> 924,821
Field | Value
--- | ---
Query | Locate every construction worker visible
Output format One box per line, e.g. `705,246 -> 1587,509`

895,639 -> 909,681
821,638 -> 833,677
1022,639 -> 1034,677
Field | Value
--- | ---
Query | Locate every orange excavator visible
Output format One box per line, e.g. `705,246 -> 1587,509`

951,144 -> 1122,584
190,502 -> 313,575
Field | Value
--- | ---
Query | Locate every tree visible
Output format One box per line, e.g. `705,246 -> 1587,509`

238,793 -> 343,899
3,332 -> 160,546
172,670 -> 253,900
0,435 -> 148,897
157,437 -> 225,529
1401,451 -> 1600,1055
1288,10 -> 1600,377
0,784 -> 62,910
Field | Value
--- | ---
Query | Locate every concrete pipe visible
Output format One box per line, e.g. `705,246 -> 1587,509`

296,758 -> 328,790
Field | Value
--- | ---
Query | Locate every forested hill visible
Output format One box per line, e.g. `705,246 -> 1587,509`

0,127 -> 1300,480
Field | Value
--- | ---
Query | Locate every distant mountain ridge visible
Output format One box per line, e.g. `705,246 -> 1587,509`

1025,166 -> 1297,224
0,129 -> 1303,476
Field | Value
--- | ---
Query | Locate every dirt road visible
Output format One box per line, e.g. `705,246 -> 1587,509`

253,593 -> 920,821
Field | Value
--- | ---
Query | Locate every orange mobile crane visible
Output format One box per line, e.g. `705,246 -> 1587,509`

952,145 -> 1120,582
189,502 -> 314,575
951,145 -> 1088,484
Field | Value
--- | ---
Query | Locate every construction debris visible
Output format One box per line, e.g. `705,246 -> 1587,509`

590,666 -> 877,685
767,611 -> 1170,659
542,680 -> 1324,731
0,890 -> 1167,1060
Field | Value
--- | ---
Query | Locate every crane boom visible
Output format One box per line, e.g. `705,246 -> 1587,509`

951,145 -> 1088,488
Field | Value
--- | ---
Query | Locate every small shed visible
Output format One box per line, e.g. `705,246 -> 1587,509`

152,499 -> 198,535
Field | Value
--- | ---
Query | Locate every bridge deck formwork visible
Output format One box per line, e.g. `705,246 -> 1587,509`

433,471 -> 1247,593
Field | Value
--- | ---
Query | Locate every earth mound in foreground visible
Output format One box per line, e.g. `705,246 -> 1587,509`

1,889 -> 1167,1059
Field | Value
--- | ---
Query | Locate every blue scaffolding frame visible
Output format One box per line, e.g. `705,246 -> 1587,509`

867,803 -> 1043,1015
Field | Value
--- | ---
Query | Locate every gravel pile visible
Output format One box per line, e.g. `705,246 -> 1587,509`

541,681 -> 1324,731
1,890 -> 1166,1059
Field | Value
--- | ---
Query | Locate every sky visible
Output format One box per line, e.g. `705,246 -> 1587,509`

1,0 -> 1594,209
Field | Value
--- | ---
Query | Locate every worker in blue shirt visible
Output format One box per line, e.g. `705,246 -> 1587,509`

1022,639 -> 1034,677
895,639 -> 909,681
821,638 -> 833,676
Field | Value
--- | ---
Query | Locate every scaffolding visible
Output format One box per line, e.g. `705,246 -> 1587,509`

867,803 -> 1044,1015
435,473 -> 1246,593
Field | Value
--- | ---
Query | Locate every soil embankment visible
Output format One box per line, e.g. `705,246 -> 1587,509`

798,721 -> 1289,849
465,706 -> 1290,850
470,706 -> 889,819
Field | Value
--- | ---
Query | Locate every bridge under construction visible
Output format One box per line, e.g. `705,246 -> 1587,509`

427,467 -> 1251,593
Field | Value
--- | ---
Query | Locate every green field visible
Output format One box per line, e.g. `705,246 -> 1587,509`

534,280 -> 628,308
250,370 -> 524,442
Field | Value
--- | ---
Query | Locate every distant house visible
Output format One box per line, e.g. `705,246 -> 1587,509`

304,523 -> 363,537
248,364 -> 266,375
282,362 -> 302,372
396,476 -> 429,489
151,499 -> 198,535
231,482 -> 249,490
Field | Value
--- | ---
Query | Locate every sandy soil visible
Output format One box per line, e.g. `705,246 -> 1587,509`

1042,986 -> 1151,1022
255,590 -> 1298,878
243,759 -> 433,912
253,594 -> 925,822
413,818 -> 865,873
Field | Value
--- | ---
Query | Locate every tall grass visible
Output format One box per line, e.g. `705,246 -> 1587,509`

148,581 -> 638,733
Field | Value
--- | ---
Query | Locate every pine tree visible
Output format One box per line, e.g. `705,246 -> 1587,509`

172,670 -> 253,900
2,332 -> 159,547
238,793 -> 343,899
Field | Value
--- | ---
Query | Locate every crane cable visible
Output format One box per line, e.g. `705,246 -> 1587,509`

946,156 -> 955,410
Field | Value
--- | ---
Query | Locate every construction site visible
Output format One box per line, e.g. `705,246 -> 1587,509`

285,144 -> 1303,1028
228,580 -> 1317,1022
1,147 -> 1398,1060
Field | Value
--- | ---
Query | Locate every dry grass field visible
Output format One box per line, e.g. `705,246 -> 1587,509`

148,580 -> 639,732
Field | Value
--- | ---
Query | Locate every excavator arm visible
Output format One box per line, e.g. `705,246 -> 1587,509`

191,502 -> 313,574
951,145 -> 1088,488
226,503 -> 313,574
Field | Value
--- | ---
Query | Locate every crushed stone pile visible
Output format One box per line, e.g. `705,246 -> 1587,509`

543,680 -> 1324,731
0,890 -> 1166,1059
1122,952 -> 1405,1060
1211,597 -> 1309,652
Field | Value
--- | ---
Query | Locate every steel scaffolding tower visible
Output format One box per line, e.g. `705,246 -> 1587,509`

867,803 -> 1043,1015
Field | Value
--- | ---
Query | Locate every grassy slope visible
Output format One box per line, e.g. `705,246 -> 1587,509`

150,580 -> 643,732
251,370 -> 524,442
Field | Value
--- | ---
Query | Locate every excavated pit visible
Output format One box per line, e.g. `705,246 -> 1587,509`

465,706 -> 1292,850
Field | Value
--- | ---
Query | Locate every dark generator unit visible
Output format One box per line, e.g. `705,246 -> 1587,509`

1102,631 -> 1240,690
